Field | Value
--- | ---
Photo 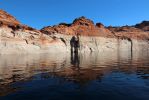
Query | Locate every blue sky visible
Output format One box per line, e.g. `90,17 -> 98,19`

0,0 -> 149,29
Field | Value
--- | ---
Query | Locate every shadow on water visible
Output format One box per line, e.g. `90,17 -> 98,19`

0,52 -> 149,100
71,49 -> 80,68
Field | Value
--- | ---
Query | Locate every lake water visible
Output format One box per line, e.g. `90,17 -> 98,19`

0,52 -> 149,100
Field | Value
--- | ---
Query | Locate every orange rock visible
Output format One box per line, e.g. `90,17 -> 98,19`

1,9 -> 149,40
41,16 -> 115,38
0,10 -> 20,26
108,25 -> 149,40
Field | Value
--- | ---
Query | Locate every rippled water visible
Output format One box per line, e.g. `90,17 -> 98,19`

0,52 -> 149,100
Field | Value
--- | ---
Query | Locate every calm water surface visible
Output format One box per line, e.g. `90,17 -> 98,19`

0,53 -> 149,100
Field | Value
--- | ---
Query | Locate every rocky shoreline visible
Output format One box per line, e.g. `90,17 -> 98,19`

0,10 -> 149,56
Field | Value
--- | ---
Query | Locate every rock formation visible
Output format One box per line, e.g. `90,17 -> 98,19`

135,21 -> 149,31
41,16 -> 114,37
0,10 -> 20,26
0,10 -> 66,54
0,10 -> 149,56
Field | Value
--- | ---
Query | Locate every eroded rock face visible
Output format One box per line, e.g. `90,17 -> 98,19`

0,10 -> 42,32
0,10 -> 66,54
135,21 -> 149,31
107,26 -> 149,40
0,10 -> 20,25
41,17 -> 149,41
41,16 -> 114,38
0,10 -> 149,55
41,17 -> 149,56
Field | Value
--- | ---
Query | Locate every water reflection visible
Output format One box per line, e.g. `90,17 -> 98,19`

0,53 -> 149,99
71,50 -> 80,68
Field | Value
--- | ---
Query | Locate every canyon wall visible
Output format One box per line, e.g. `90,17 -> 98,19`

0,10 -> 149,57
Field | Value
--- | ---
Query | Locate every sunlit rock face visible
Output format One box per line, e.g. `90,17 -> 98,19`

0,10 -> 149,56
41,16 -> 114,37
41,17 -> 149,57
0,25 -> 67,54
0,10 -> 20,26
0,10 -> 67,54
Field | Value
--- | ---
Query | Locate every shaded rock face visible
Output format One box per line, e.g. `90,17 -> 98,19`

72,16 -> 94,26
96,23 -> 104,28
135,21 -> 149,31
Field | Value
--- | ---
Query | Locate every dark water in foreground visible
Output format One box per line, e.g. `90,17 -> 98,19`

0,53 -> 149,100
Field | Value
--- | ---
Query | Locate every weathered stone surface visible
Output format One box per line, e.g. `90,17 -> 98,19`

41,16 -> 114,37
135,21 -> 149,31
0,10 -> 20,25
107,26 -> 149,40
0,10 -> 149,55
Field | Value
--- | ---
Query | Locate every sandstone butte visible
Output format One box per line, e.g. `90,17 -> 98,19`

0,9 -> 149,55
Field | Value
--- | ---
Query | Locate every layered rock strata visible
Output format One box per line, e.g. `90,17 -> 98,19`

0,10 -> 149,57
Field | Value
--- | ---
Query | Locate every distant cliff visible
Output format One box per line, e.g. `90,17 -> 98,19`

0,10 -> 149,56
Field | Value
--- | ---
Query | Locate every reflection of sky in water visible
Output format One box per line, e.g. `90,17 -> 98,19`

0,53 -> 149,100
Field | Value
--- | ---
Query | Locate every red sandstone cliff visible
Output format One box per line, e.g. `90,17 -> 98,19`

41,16 -> 149,40
0,10 -> 39,32
41,16 -> 115,38
107,25 -> 149,40
0,9 -> 149,54
0,10 -> 20,25
1,9 -> 148,40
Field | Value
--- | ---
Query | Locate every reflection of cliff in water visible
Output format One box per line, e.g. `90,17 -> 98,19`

0,53 -> 149,96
